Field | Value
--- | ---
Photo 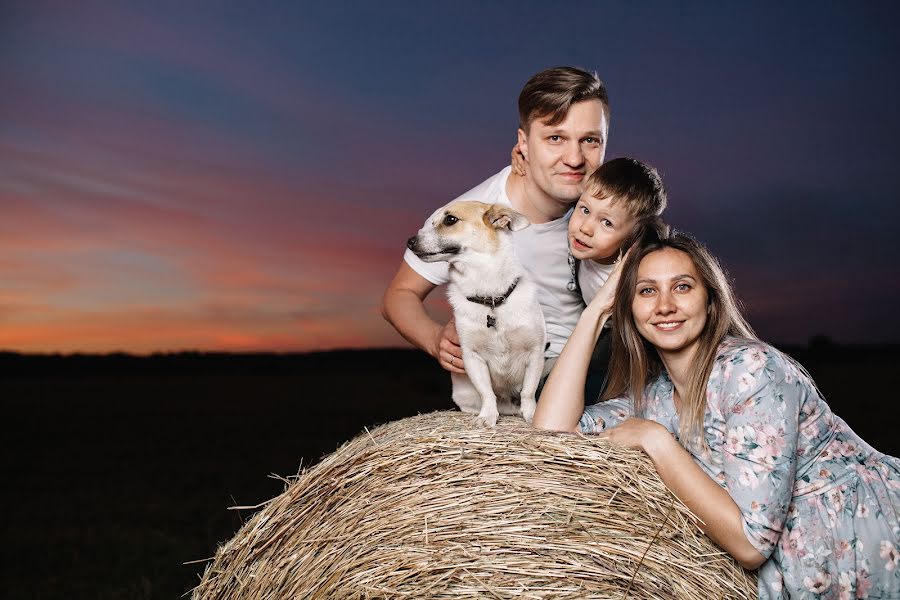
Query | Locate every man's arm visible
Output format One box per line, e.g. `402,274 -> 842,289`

381,261 -> 465,373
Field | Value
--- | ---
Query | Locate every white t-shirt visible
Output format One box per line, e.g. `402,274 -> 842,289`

403,166 -> 584,359
577,258 -> 616,304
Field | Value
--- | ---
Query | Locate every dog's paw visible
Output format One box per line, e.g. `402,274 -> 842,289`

520,401 -> 536,425
475,410 -> 499,428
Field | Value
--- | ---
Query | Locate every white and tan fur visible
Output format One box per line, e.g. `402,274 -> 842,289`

407,200 -> 546,427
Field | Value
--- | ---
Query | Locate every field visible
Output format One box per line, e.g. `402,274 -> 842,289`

2,345 -> 896,599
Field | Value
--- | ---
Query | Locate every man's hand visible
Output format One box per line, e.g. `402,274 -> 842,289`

435,319 -> 465,373
381,263 -> 465,374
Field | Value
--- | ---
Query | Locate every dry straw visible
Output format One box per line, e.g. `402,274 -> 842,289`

193,411 -> 757,599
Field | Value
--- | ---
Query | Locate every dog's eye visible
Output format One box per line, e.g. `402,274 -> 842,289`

442,214 -> 458,226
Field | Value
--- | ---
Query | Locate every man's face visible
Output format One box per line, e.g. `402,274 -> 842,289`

518,99 -> 608,208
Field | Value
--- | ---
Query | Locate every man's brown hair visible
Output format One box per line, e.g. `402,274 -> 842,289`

518,66 -> 610,132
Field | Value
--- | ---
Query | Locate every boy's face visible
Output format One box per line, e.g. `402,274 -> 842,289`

568,193 -> 638,264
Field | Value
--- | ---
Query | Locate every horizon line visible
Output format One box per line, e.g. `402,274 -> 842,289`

3,337 -> 899,359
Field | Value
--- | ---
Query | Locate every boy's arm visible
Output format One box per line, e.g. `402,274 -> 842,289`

381,262 -> 465,373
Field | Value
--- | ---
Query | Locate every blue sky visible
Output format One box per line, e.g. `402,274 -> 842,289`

2,1 -> 898,351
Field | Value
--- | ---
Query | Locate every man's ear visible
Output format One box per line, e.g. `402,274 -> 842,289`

517,128 -> 529,160
485,204 -> 531,232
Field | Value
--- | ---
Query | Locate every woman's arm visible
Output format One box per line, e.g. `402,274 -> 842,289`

533,258 -> 624,432
602,344 -> 807,571
603,420 -> 766,569
532,300 -> 609,431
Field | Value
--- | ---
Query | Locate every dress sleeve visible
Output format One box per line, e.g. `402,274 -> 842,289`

718,347 -> 802,559
579,397 -> 634,434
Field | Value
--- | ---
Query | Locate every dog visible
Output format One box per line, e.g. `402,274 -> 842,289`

407,200 -> 546,427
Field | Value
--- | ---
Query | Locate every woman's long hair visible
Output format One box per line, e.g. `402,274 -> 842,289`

601,226 -> 757,448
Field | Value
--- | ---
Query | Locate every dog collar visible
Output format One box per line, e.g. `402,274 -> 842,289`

466,278 -> 520,328
465,277 -> 520,308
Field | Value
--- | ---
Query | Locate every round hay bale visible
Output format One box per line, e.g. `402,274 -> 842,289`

194,411 -> 757,599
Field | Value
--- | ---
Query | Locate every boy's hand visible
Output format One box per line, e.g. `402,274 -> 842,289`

510,144 -> 527,177
435,319 -> 466,373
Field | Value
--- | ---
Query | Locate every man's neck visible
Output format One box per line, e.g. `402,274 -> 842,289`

505,173 -> 568,225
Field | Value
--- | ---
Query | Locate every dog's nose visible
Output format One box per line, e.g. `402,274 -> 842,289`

406,236 -> 418,250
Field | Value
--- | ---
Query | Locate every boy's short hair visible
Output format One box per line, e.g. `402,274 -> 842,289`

583,157 -> 667,220
518,66 -> 610,132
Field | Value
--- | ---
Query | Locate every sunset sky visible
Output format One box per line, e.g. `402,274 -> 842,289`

2,1 -> 899,353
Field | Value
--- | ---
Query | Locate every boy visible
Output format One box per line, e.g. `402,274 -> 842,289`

566,157 -> 667,303
563,157 -> 667,401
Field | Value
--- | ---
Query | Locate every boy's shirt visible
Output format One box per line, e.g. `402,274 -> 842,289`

577,258 -> 617,304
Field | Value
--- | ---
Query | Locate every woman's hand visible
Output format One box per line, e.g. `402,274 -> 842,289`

510,144 -> 527,177
586,251 -> 627,319
598,417 -> 674,455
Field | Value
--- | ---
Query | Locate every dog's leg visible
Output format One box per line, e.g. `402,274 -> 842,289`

450,373 -> 481,414
463,353 -> 499,427
518,349 -> 545,425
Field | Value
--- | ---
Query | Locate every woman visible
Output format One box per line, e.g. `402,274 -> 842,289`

533,229 -> 899,599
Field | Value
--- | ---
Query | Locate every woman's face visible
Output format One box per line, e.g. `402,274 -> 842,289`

631,248 -> 709,361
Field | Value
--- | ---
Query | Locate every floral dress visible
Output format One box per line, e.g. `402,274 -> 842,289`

580,337 -> 900,599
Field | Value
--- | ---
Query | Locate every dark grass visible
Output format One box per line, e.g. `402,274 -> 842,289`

1,344 -> 897,599
1,350 -> 451,600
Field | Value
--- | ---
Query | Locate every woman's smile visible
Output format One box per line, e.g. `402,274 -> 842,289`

632,248 -> 708,362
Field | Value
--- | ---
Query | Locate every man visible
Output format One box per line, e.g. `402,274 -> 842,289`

382,66 -> 610,382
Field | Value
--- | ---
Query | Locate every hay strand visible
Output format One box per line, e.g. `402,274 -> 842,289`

193,411 -> 757,599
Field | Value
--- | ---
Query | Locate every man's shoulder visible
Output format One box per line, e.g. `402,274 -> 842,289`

452,166 -> 511,204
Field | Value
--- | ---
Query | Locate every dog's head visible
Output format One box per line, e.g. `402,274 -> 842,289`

407,201 -> 530,263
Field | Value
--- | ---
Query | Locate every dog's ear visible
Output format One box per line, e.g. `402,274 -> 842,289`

484,204 -> 530,232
